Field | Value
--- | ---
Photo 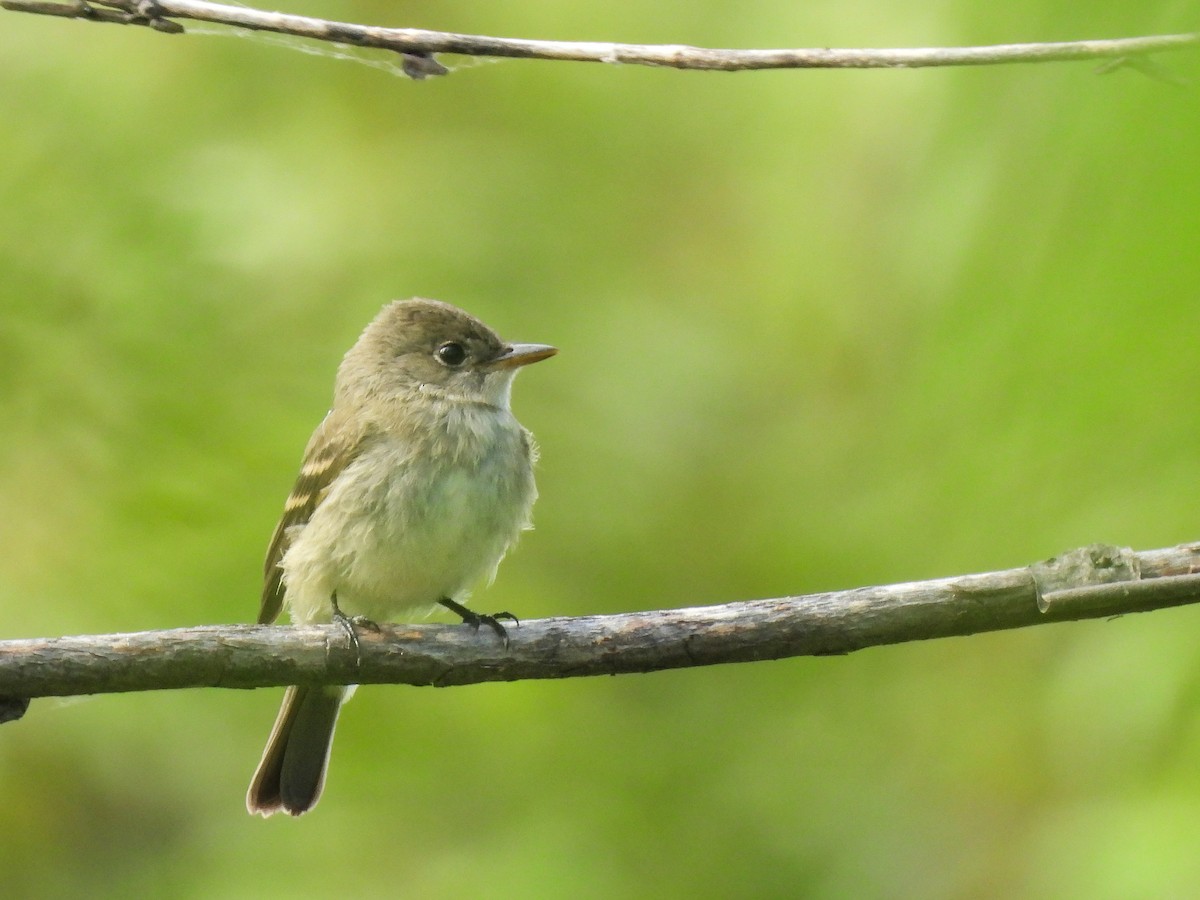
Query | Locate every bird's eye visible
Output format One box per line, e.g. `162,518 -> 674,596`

435,342 -> 468,367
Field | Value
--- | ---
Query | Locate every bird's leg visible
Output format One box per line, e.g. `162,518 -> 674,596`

438,597 -> 518,646
329,591 -> 379,665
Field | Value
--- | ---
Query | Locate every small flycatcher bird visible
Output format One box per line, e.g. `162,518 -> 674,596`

247,298 -> 556,816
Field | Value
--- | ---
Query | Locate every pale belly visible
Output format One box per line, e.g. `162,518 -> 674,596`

280,425 -> 535,624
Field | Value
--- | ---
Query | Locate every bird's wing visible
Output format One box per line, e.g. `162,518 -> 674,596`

258,408 -> 367,624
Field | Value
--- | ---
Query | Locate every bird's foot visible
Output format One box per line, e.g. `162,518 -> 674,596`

438,597 -> 518,646
330,592 -> 379,664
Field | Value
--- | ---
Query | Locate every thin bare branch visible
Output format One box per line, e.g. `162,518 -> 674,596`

2,0 -> 1196,75
2,543 -> 1199,709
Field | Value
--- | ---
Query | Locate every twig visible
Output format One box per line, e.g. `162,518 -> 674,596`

2,543 -> 1199,709
2,0 -> 1196,75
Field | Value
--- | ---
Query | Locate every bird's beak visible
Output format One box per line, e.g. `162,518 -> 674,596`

488,343 -> 558,369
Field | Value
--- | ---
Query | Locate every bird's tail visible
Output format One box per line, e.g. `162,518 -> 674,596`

246,684 -> 346,816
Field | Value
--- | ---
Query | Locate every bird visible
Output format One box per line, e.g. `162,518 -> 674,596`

246,298 -> 556,816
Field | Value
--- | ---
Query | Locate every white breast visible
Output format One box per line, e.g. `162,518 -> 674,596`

281,405 -> 536,624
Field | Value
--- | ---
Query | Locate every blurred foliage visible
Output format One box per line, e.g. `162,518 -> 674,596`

2,2 -> 1200,897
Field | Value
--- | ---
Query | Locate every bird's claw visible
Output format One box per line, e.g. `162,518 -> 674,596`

330,592 -> 378,665
439,598 -> 519,647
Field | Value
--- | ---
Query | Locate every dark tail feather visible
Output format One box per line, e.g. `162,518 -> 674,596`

246,685 -> 346,816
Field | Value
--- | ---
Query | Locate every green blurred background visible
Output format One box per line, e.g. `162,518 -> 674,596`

3,2 -> 1199,897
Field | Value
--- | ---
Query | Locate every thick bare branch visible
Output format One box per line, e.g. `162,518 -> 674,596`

2,543 -> 1199,706
2,0 -> 1196,74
